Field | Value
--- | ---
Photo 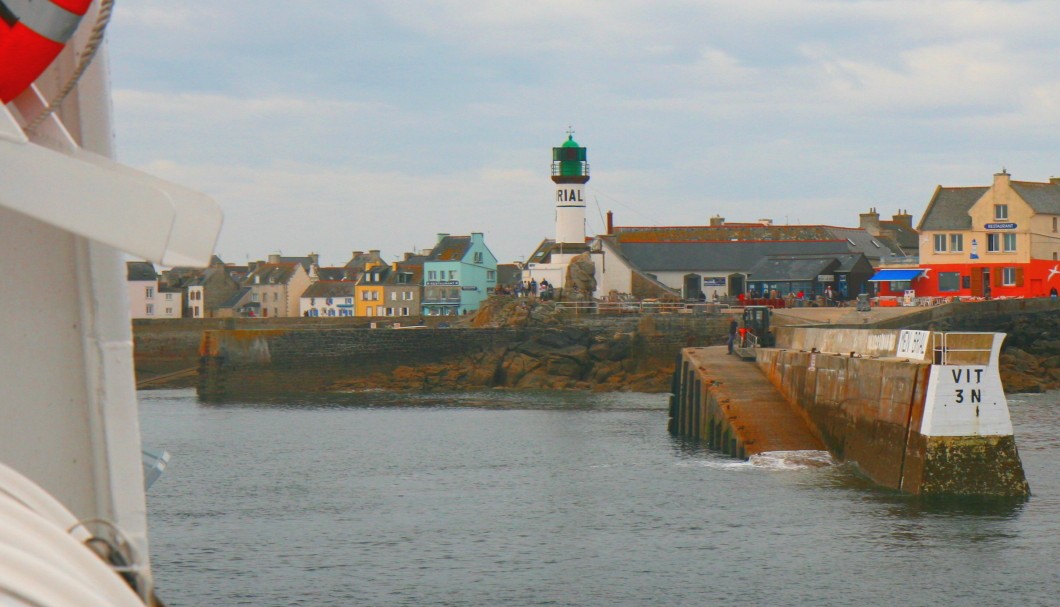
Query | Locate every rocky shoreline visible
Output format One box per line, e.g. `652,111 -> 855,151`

142,297 -> 1058,395
332,327 -> 675,394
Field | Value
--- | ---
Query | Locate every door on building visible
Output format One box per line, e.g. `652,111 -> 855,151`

1030,278 -> 1043,297
683,273 -> 703,301
728,274 -> 745,297
970,267 -> 990,297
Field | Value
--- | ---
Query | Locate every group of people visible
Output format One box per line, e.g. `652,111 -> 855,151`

495,278 -> 555,300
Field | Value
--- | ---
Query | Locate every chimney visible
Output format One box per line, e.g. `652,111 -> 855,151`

268,253 -> 281,264
859,207 -> 881,235
351,251 -> 363,260
247,261 -> 259,272
606,211 -> 614,235
994,168 -> 1011,189
471,232 -> 483,244
710,215 -> 725,227
309,253 -> 319,266
758,218 -> 773,226
891,209 -> 913,230
437,233 -> 450,244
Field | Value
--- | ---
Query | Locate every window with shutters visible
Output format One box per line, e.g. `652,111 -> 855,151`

1002,267 -> 1016,286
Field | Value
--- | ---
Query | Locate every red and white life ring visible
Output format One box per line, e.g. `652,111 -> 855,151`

0,0 -> 94,102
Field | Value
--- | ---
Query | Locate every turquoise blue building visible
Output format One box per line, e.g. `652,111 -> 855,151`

422,233 -> 498,316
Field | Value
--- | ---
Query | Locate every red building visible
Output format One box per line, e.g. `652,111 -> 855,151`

875,171 -> 1060,299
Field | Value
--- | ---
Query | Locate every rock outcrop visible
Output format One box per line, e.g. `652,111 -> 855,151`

331,326 -> 674,393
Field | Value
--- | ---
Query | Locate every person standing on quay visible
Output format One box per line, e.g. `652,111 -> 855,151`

728,317 -> 739,354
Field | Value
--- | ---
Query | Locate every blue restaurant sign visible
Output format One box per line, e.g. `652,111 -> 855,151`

984,222 -> 1017,230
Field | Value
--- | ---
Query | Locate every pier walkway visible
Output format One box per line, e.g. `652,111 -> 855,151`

672,346 -> 823,457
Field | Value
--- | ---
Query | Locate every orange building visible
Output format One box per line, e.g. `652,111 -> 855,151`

875,171 -> 1060,299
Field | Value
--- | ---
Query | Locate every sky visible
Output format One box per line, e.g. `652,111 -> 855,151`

106,1 -> 1060,267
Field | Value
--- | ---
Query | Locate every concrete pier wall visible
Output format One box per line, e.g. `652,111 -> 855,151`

672,327 -> 1030,497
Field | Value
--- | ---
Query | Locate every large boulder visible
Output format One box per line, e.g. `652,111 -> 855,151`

564,252 -> 597,301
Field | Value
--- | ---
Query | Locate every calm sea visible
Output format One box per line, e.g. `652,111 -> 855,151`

139,389 -> 1059,607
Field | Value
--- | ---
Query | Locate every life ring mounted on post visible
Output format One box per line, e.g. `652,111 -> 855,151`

0,0 -> 95,103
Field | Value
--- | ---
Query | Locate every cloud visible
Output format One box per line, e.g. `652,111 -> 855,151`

106,0 -> 1060,266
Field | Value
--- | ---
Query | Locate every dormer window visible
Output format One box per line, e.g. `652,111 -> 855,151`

994,204 -> 1008,220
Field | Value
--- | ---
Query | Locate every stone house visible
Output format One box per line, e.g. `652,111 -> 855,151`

242,262 -> 311,317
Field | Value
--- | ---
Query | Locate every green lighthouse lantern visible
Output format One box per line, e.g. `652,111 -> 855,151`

552,133 -> 589,184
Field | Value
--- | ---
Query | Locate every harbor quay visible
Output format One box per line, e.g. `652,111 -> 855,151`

671,326 -> 1031,497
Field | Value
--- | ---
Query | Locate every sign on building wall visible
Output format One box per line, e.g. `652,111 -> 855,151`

426,280 -> 460,286
702,277 -> 726,287
984,223 -> 1017,230
817,275 -> 835,282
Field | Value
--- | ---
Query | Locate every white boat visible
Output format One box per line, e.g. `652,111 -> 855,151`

0,2 -> 222,604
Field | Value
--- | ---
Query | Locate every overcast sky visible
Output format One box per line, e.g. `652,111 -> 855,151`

107,1 -> 1060,266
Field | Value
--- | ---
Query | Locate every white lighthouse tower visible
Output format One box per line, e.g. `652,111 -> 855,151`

523,131 -> 593,290
552,132 -> 590,247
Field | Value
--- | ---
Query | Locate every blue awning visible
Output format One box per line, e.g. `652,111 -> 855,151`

868,269 -> 924,282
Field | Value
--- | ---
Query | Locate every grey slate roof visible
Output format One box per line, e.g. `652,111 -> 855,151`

344,251 -> 386,273
497,263 -> 522,286
218,287 -> 251,309
824,227 -> 906,259
301,281 -> 357,298
126,261 -> 157,281
1011,182 -> 1060,215
747,256 -> 839,282
426,236 -> 472,261
612,240 -> 852,272
918,187 -> 988,231
243,263 -> 300,285
316,267 -> 352,281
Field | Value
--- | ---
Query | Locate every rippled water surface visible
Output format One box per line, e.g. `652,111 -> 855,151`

140,389 -> 1059,606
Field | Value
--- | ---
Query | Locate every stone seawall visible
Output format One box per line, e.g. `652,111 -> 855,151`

753,330 -> 1029,497
133,316 -> 413,380
198,315 -> 730,401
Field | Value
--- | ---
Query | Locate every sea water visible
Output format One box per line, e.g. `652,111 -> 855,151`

139,389 -> 1059,606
